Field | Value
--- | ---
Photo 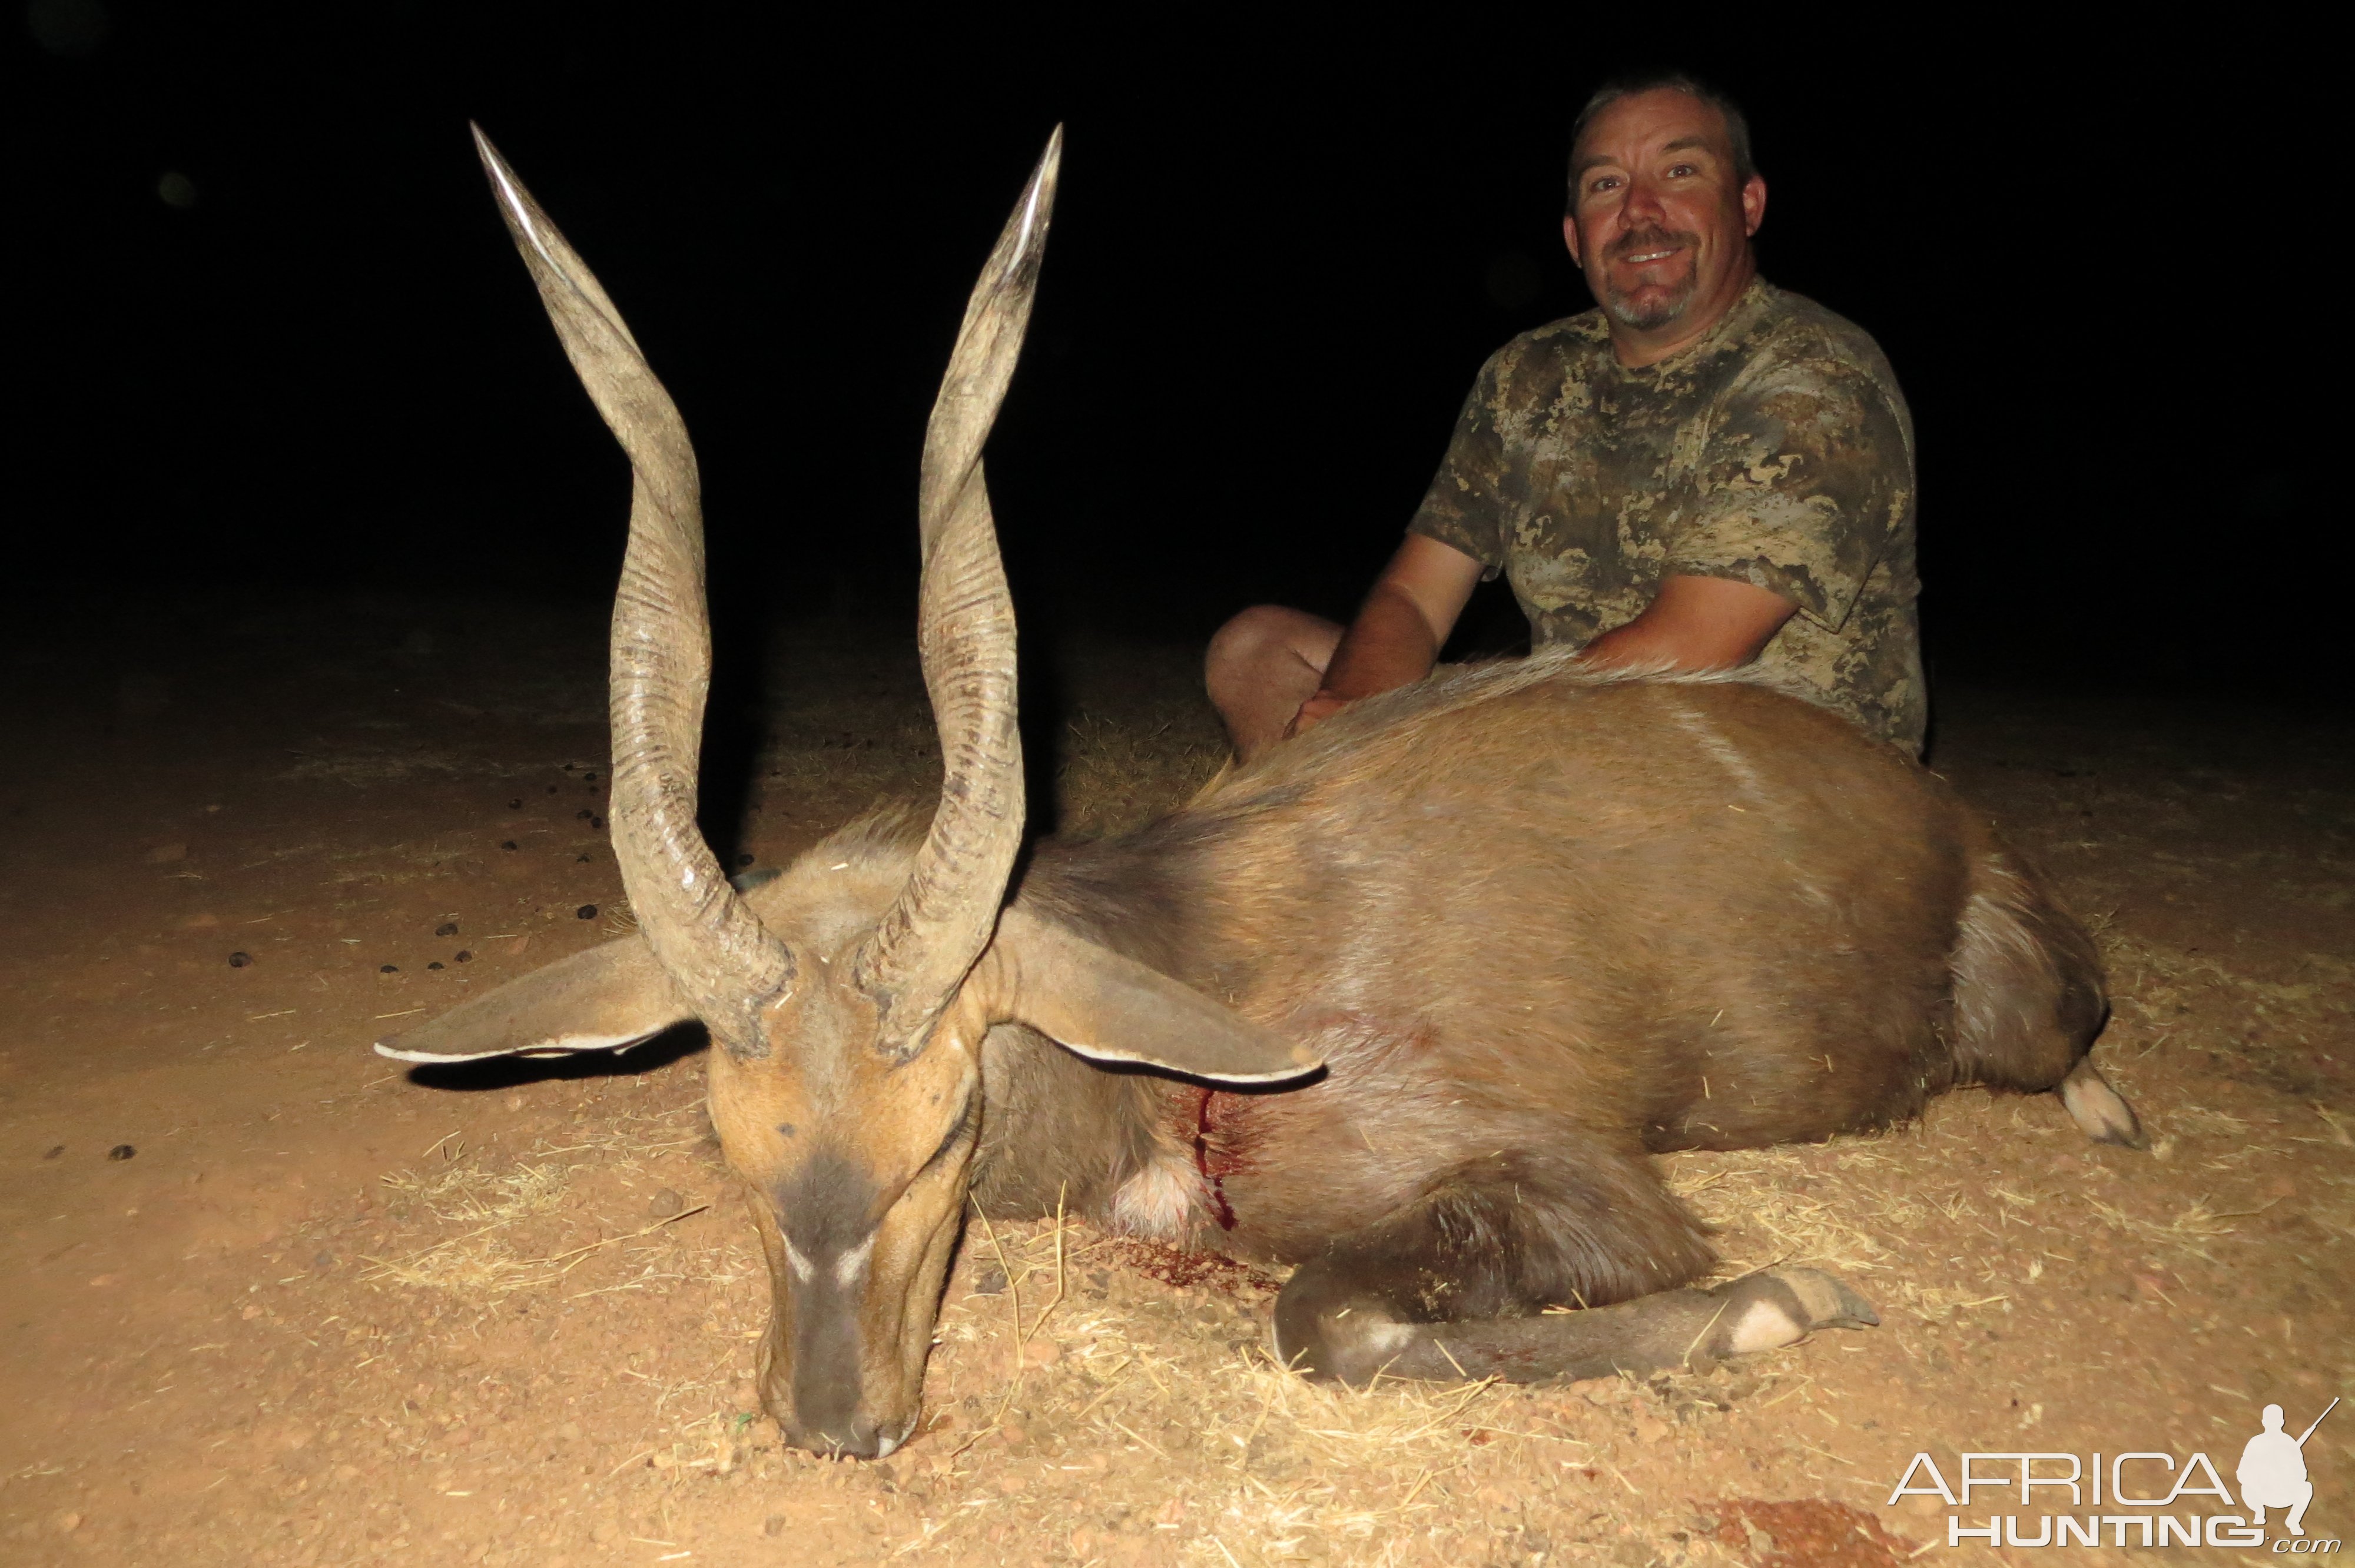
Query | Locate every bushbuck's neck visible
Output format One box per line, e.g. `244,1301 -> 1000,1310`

968,1018 -> 1165,1220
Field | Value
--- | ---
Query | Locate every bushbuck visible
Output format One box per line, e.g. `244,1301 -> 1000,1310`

380,127 -> 2143,1460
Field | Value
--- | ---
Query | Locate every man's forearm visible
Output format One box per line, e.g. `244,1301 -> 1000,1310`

1317,583 -> 1443,702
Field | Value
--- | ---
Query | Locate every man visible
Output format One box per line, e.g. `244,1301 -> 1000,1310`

1206,74 -> 1925,759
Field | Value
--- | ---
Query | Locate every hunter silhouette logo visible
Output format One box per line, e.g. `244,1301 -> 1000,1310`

1885,1396 -> 2340,1550
2242,1399 -> 2337,1539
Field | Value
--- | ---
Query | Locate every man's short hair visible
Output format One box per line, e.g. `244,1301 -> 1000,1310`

1568,72 -> 1757,194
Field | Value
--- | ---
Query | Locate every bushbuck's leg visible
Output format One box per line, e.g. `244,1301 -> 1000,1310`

1270,1151 -> 1879,1385
1951,851 -> 2145,1148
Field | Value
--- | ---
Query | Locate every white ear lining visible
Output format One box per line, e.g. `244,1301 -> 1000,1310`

1045,1032 -> 1322,1087
373,1028 -> 666,1065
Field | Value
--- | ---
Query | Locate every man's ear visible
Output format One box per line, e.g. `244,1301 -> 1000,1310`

979,905 -> 1321,1085
1740,173 -> 1767,237
1561,212 -> 1584,266
374,935 -> 692,1064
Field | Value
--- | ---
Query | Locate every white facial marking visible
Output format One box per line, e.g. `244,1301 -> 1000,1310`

782,1237 -> 815,1284
833,1235 -> 876,1289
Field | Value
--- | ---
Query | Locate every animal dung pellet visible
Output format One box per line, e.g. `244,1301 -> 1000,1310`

575,854 -> 590,863
434,921 -> 459,936
427,961 -> 444,970
379,964 -> 398,974
575,809 -> 593,821
500,840 -> 518,851
649,1187 -> 684,1219
575,904 -> 597,919
454,950 -> 473,963
107,1144 -> 135,1162
43,1145 -> 64,1160
227,951 -> 252,968
507,798 -> 522,809
546,784 -> 558,793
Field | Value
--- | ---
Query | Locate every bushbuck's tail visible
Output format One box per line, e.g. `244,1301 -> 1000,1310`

1949,843 -> 2142,1145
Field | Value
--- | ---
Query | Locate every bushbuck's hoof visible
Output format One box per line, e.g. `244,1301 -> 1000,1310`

2059,1057 -> 2147,1148
1715,1268 -> 1880,1355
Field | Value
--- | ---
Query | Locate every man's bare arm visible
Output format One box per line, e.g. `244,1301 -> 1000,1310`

1289,535 -> 1486,736
1578,573 -> 1797,672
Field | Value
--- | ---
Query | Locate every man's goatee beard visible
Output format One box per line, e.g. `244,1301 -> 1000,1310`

1603,280 -> 1696,332
1601,225 -> 1701,331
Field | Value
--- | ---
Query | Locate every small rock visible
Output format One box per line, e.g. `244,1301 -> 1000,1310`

380,964 -> 398,974
435,921 -> 459,937
508,798 -> 522,810
313,1250 -> 334,1268
762,1516 -> 787,1538
52,1511 -> 81,1534
107,1144 -> 135,1162
228,951 -> 253,968
44,1145 -> 64,1160
649,1187 -> 685,1219
576,905 -> 597,920
427,961 -> 443,970
455,950 -> 473,964
500,840 -> 518,852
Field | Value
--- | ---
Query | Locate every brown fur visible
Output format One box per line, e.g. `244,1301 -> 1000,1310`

757,653 -> 2125,1407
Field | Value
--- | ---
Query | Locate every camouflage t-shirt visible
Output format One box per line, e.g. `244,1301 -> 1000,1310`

1408,278 -> 1925,753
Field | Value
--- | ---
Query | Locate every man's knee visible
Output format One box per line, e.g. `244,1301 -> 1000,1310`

1206,606 -> 1338,687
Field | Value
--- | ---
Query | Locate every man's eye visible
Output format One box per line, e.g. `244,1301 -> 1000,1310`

1667,163 -> 1697,178
1587,175 -> 1620,194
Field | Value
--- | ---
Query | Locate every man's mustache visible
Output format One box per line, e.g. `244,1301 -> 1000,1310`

1607,227 -> 1699,261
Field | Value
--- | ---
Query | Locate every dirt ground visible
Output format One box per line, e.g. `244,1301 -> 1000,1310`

2,592 -> 2349,1567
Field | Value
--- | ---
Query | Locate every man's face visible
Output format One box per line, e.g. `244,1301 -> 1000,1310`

1564,89 -> 1767,344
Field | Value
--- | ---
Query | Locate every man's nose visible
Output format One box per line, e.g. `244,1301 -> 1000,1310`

1619,174 -> 1669,228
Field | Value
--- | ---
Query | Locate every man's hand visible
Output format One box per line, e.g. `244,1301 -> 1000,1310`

1290,536 -> 1485,738
1283,689 -> 1351,739
1579,573 -> 1796,672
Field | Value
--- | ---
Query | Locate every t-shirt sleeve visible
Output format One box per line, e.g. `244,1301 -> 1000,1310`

1405,348 -> 1511,580
1666,351 -> 1913,631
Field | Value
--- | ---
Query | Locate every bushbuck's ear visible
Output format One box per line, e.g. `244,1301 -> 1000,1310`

986,905 -> 1321,1085
374,936 -> 691,1064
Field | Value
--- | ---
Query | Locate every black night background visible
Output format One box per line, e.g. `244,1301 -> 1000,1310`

18,8 -> 2336,696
